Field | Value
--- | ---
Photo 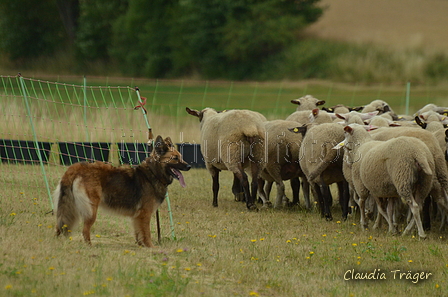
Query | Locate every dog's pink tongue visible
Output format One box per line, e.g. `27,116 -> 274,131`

178,171 -> 186,188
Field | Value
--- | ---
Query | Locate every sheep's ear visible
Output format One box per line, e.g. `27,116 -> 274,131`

316,100 -> 326,106
382,105 -> 391,113
349,106 -> 364,112
290,99 -> 301,105
322,107 -> 334,112
153,135 -> 168,156
363,111 -> 379,119
415,116 -> 427,129
332,140 -> 346,150
288,126 -> 307,136
343,126 -> 353,134
336,113 -> 347,120
312,108 -> 319,116
186,107 -> 200,117
442,109 -> 448,116
366,125 -> 378,131
388,122 -> 401,127
445,129 -> 448,139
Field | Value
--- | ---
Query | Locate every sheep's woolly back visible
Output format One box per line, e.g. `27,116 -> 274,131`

199,109 -> 266,172
369,127 -> 448,190
300,123 -> 345,183
358,136 -> 434,200
264,120 -> 303,165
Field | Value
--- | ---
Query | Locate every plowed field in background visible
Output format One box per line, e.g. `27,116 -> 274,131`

304,0 -> 448,52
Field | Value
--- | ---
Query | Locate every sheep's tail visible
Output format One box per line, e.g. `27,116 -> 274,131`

307,143 -> 342,182
54,178 -> 91,236
414,154 -> 433,176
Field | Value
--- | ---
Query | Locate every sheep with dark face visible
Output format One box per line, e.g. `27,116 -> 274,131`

335,124 -> 434,238
186,107 -> 266,210
362,99 -> 399,120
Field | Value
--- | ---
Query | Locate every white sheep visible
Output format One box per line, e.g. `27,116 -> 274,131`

334,124 -> 435,238
361,99 -> 398,120
290,95 -> 325,111
369,126 -> 448,229
286,108 -> 335,125
186,107 -> 267,210
414,103 -> 448,117
291,122 -> 350,220
258,120 -> 309,208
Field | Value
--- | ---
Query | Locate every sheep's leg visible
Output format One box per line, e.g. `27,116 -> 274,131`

257,178 -> 268,204
404,196 -> 426,239
211,168 -> 220,207
301,178 -> 311,210
232,174 -> 244,202
337,181 -> 350,220
264,181 -> 273,202
312,183 -> 325,218
422,196 -> 431,231
386,198 -> 398,234
249,162 -> 262,210
402,217 -> 416,236
358,195 -> 368,230
320,178 -> 333,221
290,177 -> 300,206
274,180 -> 286,208
374,197 -> 394,234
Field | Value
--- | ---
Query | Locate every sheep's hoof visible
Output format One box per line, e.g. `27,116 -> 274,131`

262,201 -> 273,208
247,204 -> 258,211
234,193 -> 244,202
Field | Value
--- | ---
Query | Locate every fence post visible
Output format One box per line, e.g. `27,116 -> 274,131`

405,81 -> 411,115
19,76 -> 53,210
83,76 -> 89,142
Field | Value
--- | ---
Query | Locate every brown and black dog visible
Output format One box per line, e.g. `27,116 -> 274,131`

54,135 -> 190,247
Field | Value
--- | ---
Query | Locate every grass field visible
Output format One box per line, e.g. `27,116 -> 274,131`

1,165 -> 448,297
1,75 -> 448,296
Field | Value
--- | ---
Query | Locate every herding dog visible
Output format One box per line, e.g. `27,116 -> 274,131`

54,135 -> 191,247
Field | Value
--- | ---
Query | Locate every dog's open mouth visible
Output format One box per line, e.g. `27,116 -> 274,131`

170,168 -> 186,188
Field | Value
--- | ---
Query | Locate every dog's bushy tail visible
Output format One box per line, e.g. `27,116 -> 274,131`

54,181 -> 79,237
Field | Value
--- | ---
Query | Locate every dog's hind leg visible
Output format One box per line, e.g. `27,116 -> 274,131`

82,204 -> 98,245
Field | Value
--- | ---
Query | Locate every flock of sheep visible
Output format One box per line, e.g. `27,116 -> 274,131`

186,96 -> 448,238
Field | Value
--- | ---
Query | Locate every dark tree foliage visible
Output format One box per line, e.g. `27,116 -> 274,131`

170,0 -> 323,79
110,0 -> 177,77
0,0 -> 65,61
75,0 -> 127,61
0,0 -> 323,79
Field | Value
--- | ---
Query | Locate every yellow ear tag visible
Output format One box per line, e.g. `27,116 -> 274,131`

293,127 -> 299,133
222,110 -> 227,113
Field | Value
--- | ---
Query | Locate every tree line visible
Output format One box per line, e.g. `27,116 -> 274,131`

0,0 -> 322,79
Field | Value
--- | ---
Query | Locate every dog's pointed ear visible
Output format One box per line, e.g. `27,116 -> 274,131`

154,135 -> 168,155
164,136 -> 174,148
186,107 -> 200,117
